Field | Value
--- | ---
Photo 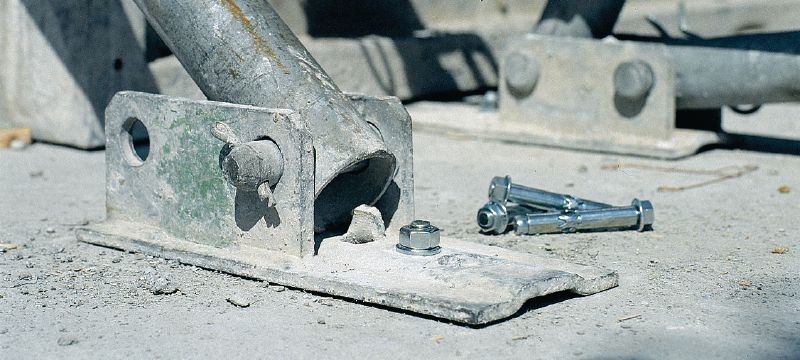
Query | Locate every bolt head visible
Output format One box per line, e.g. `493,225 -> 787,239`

504,52 -> 539,98
614,60 -> 655,100
398,220 -> 440,251
477,202 -> 509,235
488,175 -> 512,204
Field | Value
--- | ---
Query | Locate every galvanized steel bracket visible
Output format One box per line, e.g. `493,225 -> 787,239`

502,35 -> 723,158
415,35 -> 723,159
78,91 -> 617,325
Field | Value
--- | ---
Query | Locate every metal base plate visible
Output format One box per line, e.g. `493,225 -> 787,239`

411,102 -> 722,159
78,221 -> 617,325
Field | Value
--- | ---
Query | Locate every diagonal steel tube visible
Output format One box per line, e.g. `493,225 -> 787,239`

133,0 -> 396,231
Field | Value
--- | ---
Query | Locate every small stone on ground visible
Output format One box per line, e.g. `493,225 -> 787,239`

146,273 -> 178,295
57,336 -> 79,346
226,293 -> 253,308
341,205 -> 385,244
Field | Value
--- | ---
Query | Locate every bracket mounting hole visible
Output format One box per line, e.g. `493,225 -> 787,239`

121,117 -> 150,166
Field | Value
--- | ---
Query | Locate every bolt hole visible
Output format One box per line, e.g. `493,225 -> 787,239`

121,118 -> 150,166
478,212 -> 490,227
113,58 -> 124,71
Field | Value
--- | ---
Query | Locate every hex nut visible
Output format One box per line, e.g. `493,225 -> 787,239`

397,220 -> 441,255
488,175 -> 512,204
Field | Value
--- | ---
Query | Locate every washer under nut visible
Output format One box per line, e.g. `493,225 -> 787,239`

397,220 -> 441,256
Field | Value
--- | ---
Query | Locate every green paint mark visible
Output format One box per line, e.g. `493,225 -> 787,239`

168,115 -> 193,130
157,112 -> 234,247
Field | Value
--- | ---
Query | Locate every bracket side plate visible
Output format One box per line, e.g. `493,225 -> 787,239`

104,92 -> 315,256
412,35 -> 722,159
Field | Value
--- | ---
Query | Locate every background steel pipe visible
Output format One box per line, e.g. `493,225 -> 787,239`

133,0 -> 396,231
621,32 -> 800,109
670,47 -> 800,110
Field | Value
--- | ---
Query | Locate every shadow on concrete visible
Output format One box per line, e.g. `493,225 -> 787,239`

677,109 -> 800,157
706,133 -> 800,157
303,0 -> 424,38
303,0 -> 498,101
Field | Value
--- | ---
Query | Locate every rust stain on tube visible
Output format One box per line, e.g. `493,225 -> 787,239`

220,0 -> 289,74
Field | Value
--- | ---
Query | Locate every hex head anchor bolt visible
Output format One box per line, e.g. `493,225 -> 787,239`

477,202 -> 510,235
211,122 -> 284,207
477,202 -> 536,235
396,220 -> 441,256
489,175 -> 610,212
513,199 -> 655,235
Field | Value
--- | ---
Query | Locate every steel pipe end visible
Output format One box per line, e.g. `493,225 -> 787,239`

488,175 -> 512,204
632,198 -> 655,231
314,150 -> 397,232
477,202 -> 510,235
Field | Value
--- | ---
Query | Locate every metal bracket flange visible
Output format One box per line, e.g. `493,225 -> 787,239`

102,91 -> 316,256
78,91 -> 618,325
414,34 -> 723,159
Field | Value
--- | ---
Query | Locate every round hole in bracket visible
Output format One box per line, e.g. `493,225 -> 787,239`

120,117 -> 150,166
113,58 -> 124,72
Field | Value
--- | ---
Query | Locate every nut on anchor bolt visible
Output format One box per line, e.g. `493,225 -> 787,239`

396,220 -> 441,256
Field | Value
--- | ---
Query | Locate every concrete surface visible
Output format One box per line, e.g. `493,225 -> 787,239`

1,103 -> 799,359
0,0 -> 157,148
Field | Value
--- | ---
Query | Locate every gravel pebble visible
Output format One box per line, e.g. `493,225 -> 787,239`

146,274 -> 178,295
226,293 -> 253,308
57,336 -> 79,346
